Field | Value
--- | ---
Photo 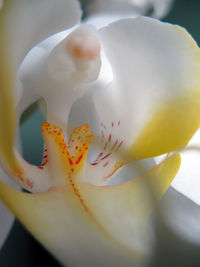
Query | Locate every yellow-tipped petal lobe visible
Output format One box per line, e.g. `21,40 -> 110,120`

0,154 -> 180,266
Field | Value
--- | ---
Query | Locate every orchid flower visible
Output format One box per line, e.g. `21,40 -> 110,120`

0,0 -> 200,266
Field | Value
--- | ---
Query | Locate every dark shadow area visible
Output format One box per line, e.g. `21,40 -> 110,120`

0,220 -> 63,267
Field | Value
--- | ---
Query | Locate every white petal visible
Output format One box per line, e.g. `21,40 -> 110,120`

161,187 -> 200,246
171,129 -> 200,205
3,0 -> 81,68
94,17 -> 200,157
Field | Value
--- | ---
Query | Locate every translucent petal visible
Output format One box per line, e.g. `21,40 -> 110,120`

171,129 -> 200,205
0,154 -> 180,266
1,0 -> 81,69
79,154 -> 181,251
96,17 -> 200,159
0,184 -> 148,267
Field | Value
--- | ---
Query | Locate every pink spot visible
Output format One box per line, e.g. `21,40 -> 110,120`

118,120 -> 120,126
38,166 -> 44,170
101,153 -> 111,160
108,134 -> 112,143
91,162 -> 98,166
112,122 -> 114,127
27,179 -> 34,189
75,154 -> 83,164
98,152 -> 103,159
103,161 -> 109,167
116,140 -> 123,150
101,130 -> 105,139
68,157 -> 73,166
111,139 -> 118,151
41,160 -> 48,166
104,142 -> 108,150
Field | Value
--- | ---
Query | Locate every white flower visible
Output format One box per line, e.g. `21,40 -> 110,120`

0,0 -> 200,266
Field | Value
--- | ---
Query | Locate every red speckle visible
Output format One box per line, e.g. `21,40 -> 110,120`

75,146 -> 78,150
112,122 -> 114,127
75,154 -> 83,164
118,120 -> 120,126
98,152 -> 103,159
104,142 -> 108,150
103,161 -> 109,167
27,178 -> 34,189
68,157 -> 73,166
108,134 -> 112,142
91,162 -> 98,166
101,153 -> 111,160
116,140 -> 123,150
38,166 -> 44,170
111,139 -> 118,150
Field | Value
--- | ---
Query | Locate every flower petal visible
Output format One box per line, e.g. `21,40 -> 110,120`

171,129 -> 200,205
1,0 -> 81,69
0,168 -> 19,249
95,17 -> 200,159
0,184 -> 147,267
161,187 -> 200,246
0,153 -> 180,266
78,153 -> 181,251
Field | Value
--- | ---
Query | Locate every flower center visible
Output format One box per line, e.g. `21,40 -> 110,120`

41,122 -> 94,178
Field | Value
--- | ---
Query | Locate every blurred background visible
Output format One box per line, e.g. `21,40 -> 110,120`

0,0 -> 200,266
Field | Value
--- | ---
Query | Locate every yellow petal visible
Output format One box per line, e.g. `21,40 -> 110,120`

78,153 -> 181,250
97,18 -> 200,158
130,90 -> 200,159
0,6 -> 18,171
0,154 -> 180,265
0,183 -> 146,267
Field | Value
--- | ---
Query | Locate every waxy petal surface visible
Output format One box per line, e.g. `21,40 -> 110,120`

0,154 -> 180,265
96,17 -> 200,159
